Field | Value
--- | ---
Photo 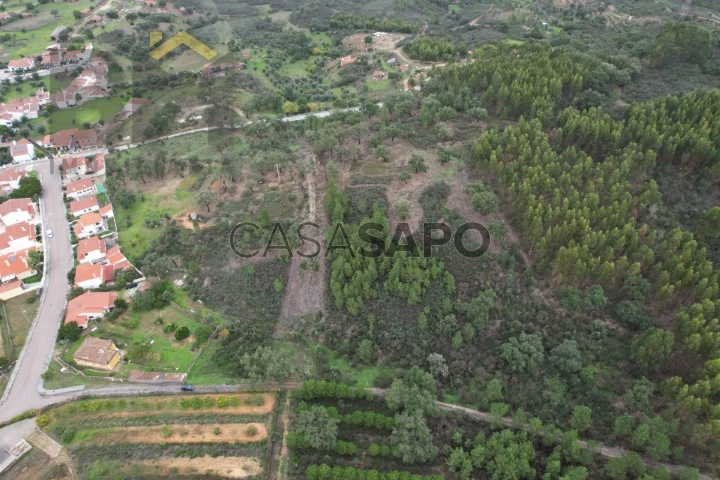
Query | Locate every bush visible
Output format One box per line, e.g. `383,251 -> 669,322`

245,425 -> 258,436
60,429 -> 75,444
163,322 -> 178,333
466,182 -> 498,215
36,414 -> 50,428
175,326 -> 190,341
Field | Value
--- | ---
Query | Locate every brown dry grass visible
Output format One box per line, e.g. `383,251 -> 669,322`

85,423 -> 267,444
135,456 -> 262,478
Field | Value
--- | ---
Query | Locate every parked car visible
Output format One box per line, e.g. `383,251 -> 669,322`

46,229 -> 53,238
181,384 -> 195,392
125,282 -> 138,289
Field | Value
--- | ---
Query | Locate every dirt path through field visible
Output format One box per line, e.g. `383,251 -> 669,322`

136,456 -> 262,478
280,153 -> 326,320
276,395 -> 291,480
83,423 -> 267,444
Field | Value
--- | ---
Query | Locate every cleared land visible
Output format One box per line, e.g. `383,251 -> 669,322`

134,456 -> 262,479
74,422 -> 267,444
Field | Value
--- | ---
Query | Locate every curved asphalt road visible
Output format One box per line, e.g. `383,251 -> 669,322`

0,159 -> 75,421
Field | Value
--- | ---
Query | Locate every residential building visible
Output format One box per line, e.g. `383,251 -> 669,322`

99,203 -> 114,220
40,52 -> 62,69
0,223 -> 37,256
0,96 -> 40,127
74,262 -> 113,289
65,178 -> 96,200
0,199 -> 36,227
69,196 -> 100,218
9,139 -> 35,163
340,55 -> 355,67
61,154 -> 105,180
6,57 -> 35,73
72,336 -> 121,370
73,212 -> 105,239
43,128 -> 100,152
0,249 -> 36,300
0,167 -> 28,196
64,291 -> 118,328
372,69 -> 387,80
50,60 -> 108,109
76,236 -> 106,264
106,245 -> 132,271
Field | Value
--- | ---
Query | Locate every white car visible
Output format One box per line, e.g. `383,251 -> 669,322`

46,229 -> 53,238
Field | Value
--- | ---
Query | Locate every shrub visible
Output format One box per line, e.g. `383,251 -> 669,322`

161,425 -> 173,438
36,414 -> 50,428
60,429 -> 75,444
124,317 -> 140,329
163,322 -> 178,333
213,426 -> 222,435
175,326 -> 190,341
245,425 -> 258,436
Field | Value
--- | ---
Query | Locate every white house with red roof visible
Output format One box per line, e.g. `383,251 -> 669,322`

73,212 -> 105,239
6,57 -> 35,73
9,138 -> 35,163
76,236 -> 106,264
43,128 -> 100,152
0,222 -> 37,256
0,248 -> 37,300
0,198 -> 37,227
74,262 -> 113,289
64,291 -> 118,328
0,167 -> 28,196
61,154 -> 105,180
69,195 -> 100,218
99,203 -> 114,220
65,178 -> 96,200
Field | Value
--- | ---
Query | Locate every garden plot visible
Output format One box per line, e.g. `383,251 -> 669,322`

49,394 -> 275,421
135,456 -> 262,478
74,422 -> 267,444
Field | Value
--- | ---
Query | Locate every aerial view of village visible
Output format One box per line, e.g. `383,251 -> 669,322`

0,0 -> 718,478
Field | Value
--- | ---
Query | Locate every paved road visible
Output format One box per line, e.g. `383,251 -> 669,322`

0,159 -> 74,421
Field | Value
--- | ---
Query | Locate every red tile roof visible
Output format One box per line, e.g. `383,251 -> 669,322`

76,236 -> 106,261
64,291 -> 118,327
66,178 -> 95,195
69,196 -> 99,215
0,199 -> 33,222
74,262 -> 113,287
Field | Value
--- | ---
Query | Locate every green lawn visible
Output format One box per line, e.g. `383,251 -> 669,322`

41,96 -> 127,132
366,78 -> 393,92
115,190 -> 186,261
3,292 -> 39,357
1,0 -> 95,59
186,341 -> 240,385
68,305 -> 207,375
323,347 -> 392,389
279,59 -> 312,77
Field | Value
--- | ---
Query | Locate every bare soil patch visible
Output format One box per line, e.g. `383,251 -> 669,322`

343,32 -> 408,54
281,150 -> 326,320
86,422 -> 267,444
135,456 -> 262,478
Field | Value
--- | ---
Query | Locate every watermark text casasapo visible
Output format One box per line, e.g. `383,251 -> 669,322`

229,222 -> 490,259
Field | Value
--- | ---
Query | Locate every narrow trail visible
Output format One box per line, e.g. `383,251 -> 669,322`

276,395 -> 291,480
366,388 -> 716,480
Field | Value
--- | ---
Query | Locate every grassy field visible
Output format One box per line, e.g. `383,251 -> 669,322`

39,96 -> 127,133
0,0 -> 95,59
64,304 -> 208,375
279,59 -> 313,77
114,177 -> 196,260
2,292 -> 40,358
